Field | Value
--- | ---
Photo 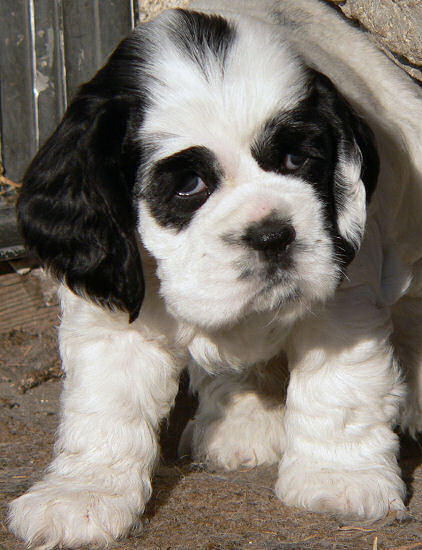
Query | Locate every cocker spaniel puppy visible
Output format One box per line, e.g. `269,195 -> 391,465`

9,0 -> 422,547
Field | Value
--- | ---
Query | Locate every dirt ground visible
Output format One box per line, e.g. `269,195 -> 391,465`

1,311 -> 422,550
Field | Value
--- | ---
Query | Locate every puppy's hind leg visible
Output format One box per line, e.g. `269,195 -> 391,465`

392,295 -> 422,436
179,355 -> 288,470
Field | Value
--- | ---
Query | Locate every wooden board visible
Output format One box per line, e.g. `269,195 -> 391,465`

0,0 -> 134,182
0,200 -> 25,261
0,270 -> 59,333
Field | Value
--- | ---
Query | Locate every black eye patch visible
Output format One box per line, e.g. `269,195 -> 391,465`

250,70 -> 374,270
250,90 -> 340,237
251,109 -> 335,191
142,146 -> 223,230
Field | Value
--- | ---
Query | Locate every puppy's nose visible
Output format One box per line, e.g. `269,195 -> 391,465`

243,218 -> 296,261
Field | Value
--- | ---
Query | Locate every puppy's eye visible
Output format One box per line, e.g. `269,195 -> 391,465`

283,153 -> 306,171
176,173 -> 209,197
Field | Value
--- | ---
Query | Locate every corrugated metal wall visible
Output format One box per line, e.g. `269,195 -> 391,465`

0,0 -> 138,183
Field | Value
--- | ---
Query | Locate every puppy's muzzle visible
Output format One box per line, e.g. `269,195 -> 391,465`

243,216 -> 296,264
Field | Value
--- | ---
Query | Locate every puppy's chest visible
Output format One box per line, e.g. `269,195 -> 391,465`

186,316 -> 291,372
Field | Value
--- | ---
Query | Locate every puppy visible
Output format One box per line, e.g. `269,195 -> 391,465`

9,0 -> 422,547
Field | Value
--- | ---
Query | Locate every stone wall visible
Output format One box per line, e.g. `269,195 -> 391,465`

137,0 -> 188,21
326,0 -> 422,83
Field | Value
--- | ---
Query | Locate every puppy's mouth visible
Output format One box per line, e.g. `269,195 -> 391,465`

227,220 -> 301,287
237,247 -> 295,281
242,258 -> 303,304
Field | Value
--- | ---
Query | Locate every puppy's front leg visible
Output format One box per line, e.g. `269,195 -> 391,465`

276,287 -> 407,521
9,290 -> 183,549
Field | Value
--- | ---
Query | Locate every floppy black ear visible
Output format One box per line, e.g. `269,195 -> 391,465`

313,70 -> 380,201
305,70 -> 380,266
17,34 -> 147,322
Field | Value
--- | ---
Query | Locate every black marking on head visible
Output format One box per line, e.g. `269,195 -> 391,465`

17,27 -> 152,322
251,69 -> 379,267
312,72 -> 379,202
168,10 -> 236,77
142,146 -> 223,230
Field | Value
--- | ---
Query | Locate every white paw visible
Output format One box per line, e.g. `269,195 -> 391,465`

276,461 -> 407,521
9,476 -> 144,549
180,401 -> 285,470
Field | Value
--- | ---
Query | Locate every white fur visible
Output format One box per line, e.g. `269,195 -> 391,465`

140,175 -> 338,331
179,357 -> 288,468
9,283 -> 185,548
335,152 -> 367,251
9,1 -> 422,548
141,14 -> 307,164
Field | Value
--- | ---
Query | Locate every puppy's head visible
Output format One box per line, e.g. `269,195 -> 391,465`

18,9 -> 379,328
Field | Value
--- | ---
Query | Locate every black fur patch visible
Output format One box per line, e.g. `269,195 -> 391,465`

142,146 -> 223,230
17,28 -> 152,322
169,10 -> 235,77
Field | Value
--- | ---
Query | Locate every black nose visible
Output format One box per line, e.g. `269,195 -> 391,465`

243,217 -> 296,262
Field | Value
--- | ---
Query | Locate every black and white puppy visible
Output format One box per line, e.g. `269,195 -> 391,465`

9,0 -> 422,547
